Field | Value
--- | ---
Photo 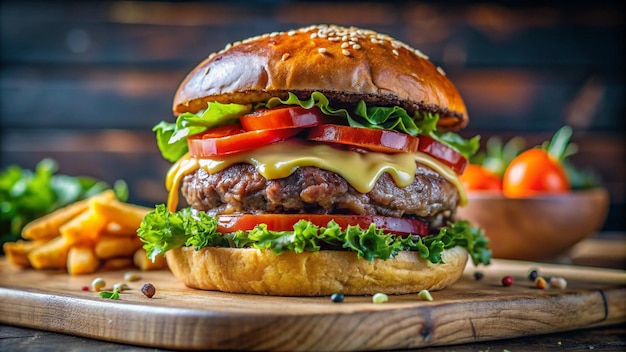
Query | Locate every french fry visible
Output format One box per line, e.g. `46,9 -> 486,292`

100,257 -> 134,271
67,245 -> 100,275
21,190 -> 116,240
27,236 -> 71,270
94,235 -> 143,259
133,248 -> 168,271
101,222 -> 140,237
90,198 -> 151,231
3,240 -> 47,268
59,208 -> 106,246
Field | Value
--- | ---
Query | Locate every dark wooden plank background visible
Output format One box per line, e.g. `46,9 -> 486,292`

1,0 -> 624,232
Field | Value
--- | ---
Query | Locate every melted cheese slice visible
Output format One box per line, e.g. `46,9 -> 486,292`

165,140 -> 467,211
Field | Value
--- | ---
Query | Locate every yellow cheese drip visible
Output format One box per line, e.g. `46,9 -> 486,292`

165,140 -> 467,211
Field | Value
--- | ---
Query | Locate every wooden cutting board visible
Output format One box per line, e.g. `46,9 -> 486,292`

1,257 -> 625,351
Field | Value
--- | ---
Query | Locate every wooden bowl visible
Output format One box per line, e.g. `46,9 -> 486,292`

455,188 -> 610,261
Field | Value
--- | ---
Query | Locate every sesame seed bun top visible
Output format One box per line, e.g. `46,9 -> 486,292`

173,24 -> 468,131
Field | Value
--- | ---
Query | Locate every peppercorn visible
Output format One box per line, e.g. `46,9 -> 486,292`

535,276 -> 548,289
330,293 -> 344,303
124,271 -> 141,282
473,271 -> 484,280
91,277 -> 106,292
550,277 -> 567,289
528,269 -> 539,281
501,276 -> 514,287
141,283 -> 156,298
372,293 -> 388,304
418,289 -> 433,301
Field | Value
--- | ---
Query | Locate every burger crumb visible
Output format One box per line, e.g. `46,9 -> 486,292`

281,53 -> 291,61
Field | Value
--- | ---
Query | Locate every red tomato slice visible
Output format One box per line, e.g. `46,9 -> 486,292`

187,123 -> 303,157
418,135 -> 468,175
240,106 -> 329,131
307,124 -> 420,154
217,214 -> 429,237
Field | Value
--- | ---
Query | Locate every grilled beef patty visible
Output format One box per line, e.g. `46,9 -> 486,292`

180,163 -> 459,228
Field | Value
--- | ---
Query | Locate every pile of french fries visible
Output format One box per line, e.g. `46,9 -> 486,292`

3,190 -> 167,275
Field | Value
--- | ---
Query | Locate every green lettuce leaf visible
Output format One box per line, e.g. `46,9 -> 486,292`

153,91 -> 480,162
137,205 -> 492,266
153,102 -> 252,162
263,92 -> 479,159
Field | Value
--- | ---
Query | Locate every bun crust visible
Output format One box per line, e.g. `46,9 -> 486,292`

173,24 -> 468,130
166,246 -> 468,296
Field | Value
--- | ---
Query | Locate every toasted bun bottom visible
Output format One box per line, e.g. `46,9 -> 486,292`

166,246 -> 468,296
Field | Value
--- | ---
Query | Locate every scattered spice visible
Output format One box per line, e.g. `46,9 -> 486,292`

124,271 -> 141,282
91,277 -> 106,292
141,283 -> 156,298
330,293 -> 344,303
473,271 -> 484,280
528,269 -> 539,281
372,293 -> 388,304
418,290 -> 433,301
501,276 -> 514,287
550,276 -> 568,289
113,283 -> 130,292
535,276 -> 548,289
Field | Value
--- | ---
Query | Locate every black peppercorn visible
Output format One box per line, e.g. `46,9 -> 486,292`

330,293 -> 344,303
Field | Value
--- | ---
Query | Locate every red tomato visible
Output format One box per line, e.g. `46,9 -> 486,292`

418,135 -> 468,175
307,124 -> 420,154
240,106 -> 329,131
187,123 -> 303,157
217,214 -> 429,237
460,164 -> 502,191
502,148 -> 569,197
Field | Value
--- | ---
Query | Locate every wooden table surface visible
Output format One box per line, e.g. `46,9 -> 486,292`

1,233 -> 625,351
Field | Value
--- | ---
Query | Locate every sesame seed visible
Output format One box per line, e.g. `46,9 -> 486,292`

270,31 -> 279,37
341,35 -> 348,41
352,44 -> 361,50
281,53 -> 291,61
342,49 -> 351,56
318,47 -> 327,54
328,36 -> 340,42
287,30 -> 296,36
224,43 -> 232,50
204,66 -> 210,74
310,33 -> 318,39
436,66 -> 446,76
392,49 -> 399,56
341,42 -> 349,49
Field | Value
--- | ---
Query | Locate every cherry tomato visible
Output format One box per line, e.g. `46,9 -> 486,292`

240,106 -> 329,131
502,148 -> 569,197
187,123 -> 302,157
217,214 -> 429,237
307,124 -> 420,154
460,164 -> 502,191
418,135 -> 468,175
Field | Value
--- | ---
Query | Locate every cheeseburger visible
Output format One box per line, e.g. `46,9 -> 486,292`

138,24 -> 491,296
